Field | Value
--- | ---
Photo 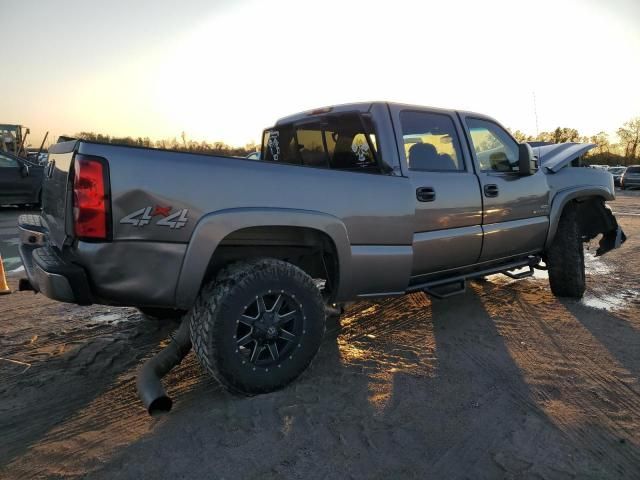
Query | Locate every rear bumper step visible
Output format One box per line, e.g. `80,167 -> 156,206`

18,214 -> 47,247
18,216 -> 93,305
34,247 -> 92,304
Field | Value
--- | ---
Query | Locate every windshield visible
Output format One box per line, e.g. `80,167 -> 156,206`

627,166 -> 640,174
609,167 -> 625,174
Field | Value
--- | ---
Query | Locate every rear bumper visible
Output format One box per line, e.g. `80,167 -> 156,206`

17,214 -> 186,308
18,215 -> 93,305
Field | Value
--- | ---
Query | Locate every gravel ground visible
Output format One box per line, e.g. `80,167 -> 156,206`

1,194 -> 639,479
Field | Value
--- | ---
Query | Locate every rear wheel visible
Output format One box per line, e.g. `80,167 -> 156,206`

546,202 -> 585,298
189,258 -> 326,394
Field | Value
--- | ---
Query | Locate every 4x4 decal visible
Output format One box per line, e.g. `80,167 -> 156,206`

120,205 -> 189,229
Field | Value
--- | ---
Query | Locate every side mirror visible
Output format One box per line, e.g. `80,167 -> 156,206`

517,143 -> 536,176
19,162 -> 30,177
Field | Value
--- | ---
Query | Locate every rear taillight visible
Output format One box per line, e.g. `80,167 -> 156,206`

73,154 -> 110,240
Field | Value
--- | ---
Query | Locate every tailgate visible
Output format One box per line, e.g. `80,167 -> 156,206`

42,140 -> 78,248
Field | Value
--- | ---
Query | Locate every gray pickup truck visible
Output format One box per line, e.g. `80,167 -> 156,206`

18,102 -> 625,413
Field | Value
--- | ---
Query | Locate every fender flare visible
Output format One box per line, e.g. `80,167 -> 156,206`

545,186 -> 614,249
174,207 -> 352,309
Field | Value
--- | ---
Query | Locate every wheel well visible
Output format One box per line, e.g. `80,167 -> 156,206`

202,226 -> 339,300
572,196 -> 616,241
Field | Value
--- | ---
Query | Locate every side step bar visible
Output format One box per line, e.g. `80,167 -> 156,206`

502,266 -> 534,280
408,256 -> 541,299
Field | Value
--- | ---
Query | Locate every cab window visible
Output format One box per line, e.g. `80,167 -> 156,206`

399,111 -> 464,171
261,113 -> 382,174
466,118 -> 519,173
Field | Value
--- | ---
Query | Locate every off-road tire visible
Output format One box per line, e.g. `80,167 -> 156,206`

138,307 -> 185,321
546,202 -> 586,298
189,258 -> 326,395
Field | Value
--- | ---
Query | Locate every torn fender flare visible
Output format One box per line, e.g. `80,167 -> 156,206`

545,187 -> 614,249
592,205 -> 627,256
576,197 -> 627,256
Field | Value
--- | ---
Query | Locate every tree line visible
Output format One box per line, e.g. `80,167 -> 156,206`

67,116 -> 640,166
510,117 -> 640,166
68,131 -> 258,158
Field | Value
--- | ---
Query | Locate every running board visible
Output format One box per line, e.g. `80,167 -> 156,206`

408,256 -> 541,299
502,266 -> 534,280
423,280 -> 466,299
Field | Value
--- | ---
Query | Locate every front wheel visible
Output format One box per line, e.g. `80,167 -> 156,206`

189,258 -> 326,395
546,202 -> 585,298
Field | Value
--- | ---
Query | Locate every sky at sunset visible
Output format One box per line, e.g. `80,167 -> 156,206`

2,0 -> 639,148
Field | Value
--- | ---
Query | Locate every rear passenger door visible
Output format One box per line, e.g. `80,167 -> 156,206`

389,106 -> 483,277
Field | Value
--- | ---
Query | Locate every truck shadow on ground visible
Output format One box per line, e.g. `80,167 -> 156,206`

82,285 -> 640,479
562,299 -> 640,388
3,282 -> 640,479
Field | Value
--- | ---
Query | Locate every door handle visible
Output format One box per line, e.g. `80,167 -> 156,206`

416,187 -> 436,202
484,184 -> 499,198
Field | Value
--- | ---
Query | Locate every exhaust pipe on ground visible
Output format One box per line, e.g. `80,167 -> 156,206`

136,318 -> 192,416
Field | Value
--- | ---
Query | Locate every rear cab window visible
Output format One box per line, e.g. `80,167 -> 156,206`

260,113 -> 383,174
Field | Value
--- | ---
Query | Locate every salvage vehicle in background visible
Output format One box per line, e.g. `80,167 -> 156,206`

621,166 -> 640,190
1,124 -> 29,157
608,166 -> 626,187
0,150 -> 44,206
17,102 -> 626,413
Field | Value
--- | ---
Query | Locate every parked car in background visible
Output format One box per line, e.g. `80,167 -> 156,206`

0,150 -> 44,206
589,164 -> 609,170
621,165 -> 640,190
246,151 -> 261,160
608,166 -> 626,187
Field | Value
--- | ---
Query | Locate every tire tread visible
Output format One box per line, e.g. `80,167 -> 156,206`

189,258 -> 325,394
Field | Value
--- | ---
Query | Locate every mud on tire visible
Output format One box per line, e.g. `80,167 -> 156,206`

546,202 -> 586,298
189,258 -> 326,395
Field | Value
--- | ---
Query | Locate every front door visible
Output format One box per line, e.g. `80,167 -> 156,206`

390,106 -> 484,278
460,115 -> 549,262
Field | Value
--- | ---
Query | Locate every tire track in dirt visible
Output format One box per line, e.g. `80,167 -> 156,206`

2,346 -> 211,479
473,278 -> 640,478
0,279 -> 188,473
2,208 -> 640,479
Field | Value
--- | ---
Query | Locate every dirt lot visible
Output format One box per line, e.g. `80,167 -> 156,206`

1,194 -> 640,479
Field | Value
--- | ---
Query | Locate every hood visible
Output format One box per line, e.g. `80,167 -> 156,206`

530,142 -> 596,174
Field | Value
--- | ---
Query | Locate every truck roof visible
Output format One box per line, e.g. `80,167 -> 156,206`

274,101 -> 495,126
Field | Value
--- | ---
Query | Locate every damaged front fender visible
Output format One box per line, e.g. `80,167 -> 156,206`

576,197 -> 627,256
